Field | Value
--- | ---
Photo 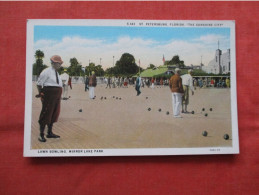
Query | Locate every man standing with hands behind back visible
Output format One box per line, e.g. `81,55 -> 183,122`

36,55 -> 63,142
181,69 -> 195,113
169,68 -> 184,118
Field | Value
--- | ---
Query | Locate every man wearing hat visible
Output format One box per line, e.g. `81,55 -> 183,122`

60,69 -> 69,100
169,68 -> 184,118
89,71 -> 97,99
181,69 -> 195,113
36,55 -> 63,142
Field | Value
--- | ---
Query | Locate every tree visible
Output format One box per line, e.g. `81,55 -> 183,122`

67,57 -> 84,76
114,53 -> 139,76
147,64 -> 156,69
168,55 -> 185,68
85,63 -> 105,76
33,50 -> 47,76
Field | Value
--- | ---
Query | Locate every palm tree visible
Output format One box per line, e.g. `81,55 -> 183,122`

35,50 -> 44,60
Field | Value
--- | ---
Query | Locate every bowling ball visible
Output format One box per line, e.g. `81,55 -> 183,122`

79,109 -> 82,112
192,111 -> 195,114
210,108 -> 213,111
119,98 -> 121,100
104,97 -> 106,99
224,134 -> 229,140
204,113 -> 208,117
202,131 -> 208,136
146,97 -> 148,99
113,96 -> 115,98
166,111 -> 169,115
148,108 -> 151,111
202,108 -> 205,111
158,108 -> 161,112
116,97 -> 118,99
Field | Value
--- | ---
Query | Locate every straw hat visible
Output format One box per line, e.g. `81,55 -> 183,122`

50,55 -> 63,64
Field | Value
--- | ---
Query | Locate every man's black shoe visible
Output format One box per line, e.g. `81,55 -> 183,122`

38,134 -> 46,142
46,133 -> 60,138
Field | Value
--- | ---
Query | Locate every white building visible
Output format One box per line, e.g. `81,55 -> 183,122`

202,49 -> 230,74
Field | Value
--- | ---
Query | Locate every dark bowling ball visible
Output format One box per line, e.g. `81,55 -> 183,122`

146,97 -> 148,99
202,108 -> 205,111
113,96 -> 115,98
104,97 -> 106,99
192,111 -> 195,114
166,111 -> 169,115
224,134 -> 229,140
204,113 -> 208,117
210,108 -> 213,111
202,131 -> 208,137
119,98 -> 121,100
79,109 -> 82,112
148,108 -> 151,111
158,108 -> 161,112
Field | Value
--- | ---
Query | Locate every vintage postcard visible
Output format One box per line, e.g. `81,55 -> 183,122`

24,19 -> 239,157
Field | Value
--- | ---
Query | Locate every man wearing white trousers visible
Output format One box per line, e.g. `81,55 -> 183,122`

169,68 -> 184,118
89,71 -> 97,99
60,69 -> 69,100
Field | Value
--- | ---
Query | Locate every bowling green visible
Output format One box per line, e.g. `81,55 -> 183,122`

31,83 -> 232,149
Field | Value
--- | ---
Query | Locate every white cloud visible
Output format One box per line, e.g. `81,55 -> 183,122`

34,35 -> 229,69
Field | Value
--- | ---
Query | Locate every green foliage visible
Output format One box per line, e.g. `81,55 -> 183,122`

33,50 -> 47,76
105,53 -> 140,76
35,50 -> 44,59
147,64 -> 156,69
67,57 -> 84,76
85,63 -> 105,76
167,55 -> 185,67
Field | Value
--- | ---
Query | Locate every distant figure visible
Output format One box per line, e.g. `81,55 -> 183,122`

210,79 -> 215,87
124,77 -> 129,87
198,78 -> 203,88
85,76 -> 89,91
106,77 -> 111,88
141,78 -> 145,88
160,78 -> 163,86
181,69 -> 194,113
193,78 -> 197,90
120,77 -> 124,87
68,76 -> 72,90
151,77 -> 155,89
169,68 -> 184,118
89,71 -> 97,99
146,78 -> 150,88
60,69 -> 69,100
135,74 -> 142,96
226,77 -> 230,88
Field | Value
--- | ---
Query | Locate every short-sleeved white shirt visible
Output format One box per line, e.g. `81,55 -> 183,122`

37,67 -> 62,88
181,74 -> 194,92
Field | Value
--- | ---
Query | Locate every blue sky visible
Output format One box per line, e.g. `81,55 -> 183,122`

34,25 -> 230,68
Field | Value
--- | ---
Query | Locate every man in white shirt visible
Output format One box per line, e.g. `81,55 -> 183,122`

60,69 -> 69,100
181,69 -> 195,113
36,55 -> 63,142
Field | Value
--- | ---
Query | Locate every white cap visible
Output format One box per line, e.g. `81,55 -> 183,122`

175,68 -> 181,73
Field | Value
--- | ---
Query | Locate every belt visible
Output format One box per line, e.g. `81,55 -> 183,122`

44,86 -> 61,88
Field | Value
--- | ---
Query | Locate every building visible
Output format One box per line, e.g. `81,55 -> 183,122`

202,49 -> 230,74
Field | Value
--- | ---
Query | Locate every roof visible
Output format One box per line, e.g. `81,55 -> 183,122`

139,66 -> 170,77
